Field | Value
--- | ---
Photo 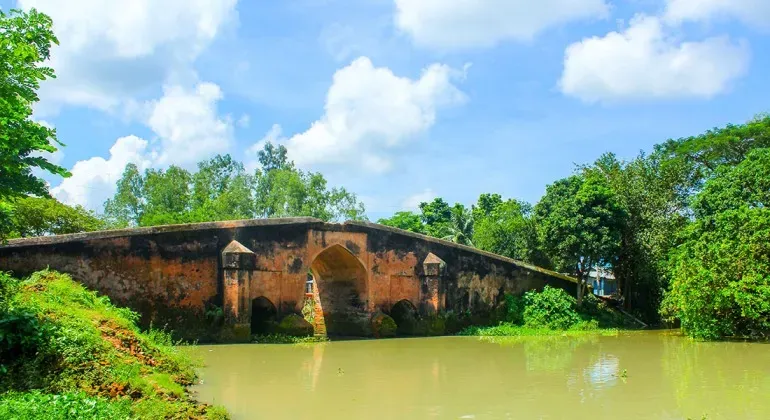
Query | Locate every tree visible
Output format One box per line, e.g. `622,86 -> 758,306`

419,198 -> 453,238
377,211 -> 425,234
103,148 -> 367,227
472,194 -> 545,264
253,145 -> 366,222
662,148 -> 770,339
442,204 -> 474,246
535,173 -> 626,304
0,9 -> 69,238
104,164 -> 144,227
5,197 -> 105,238
656,113 -> 770,193
582,152 -> 689,321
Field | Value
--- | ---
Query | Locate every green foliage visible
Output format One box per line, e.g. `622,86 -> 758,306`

419,198 -> 453,238
0,270 -> 228,418
459,324 -> 617,337
472,195 -> 546,265
3,197 -> 105,238
0,9 -> 71,239
522,286 -> 582,330
370,312 -> 397,338
377,211 -> 425,234
251,334 -> 328,344
583,152 -> 690,322
104,146 -> 366,227
276,314 -> 313,337
662,149 -> 770,340
500,293 -> 525,325
0,390 -> 132,419
657,113 -> 770,186
441,204 -> 474,246
535,173 -> 626,302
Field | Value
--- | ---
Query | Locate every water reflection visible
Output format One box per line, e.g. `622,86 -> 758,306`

189,332 -> 770,420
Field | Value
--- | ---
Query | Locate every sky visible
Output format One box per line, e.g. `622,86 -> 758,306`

4,0 -> 770,221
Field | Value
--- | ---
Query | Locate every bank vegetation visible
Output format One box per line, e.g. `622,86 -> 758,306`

0,270 -> 228,419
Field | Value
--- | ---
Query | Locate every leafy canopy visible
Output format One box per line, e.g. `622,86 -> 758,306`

662,148 -> 770,340
0,9 -> 70,238
104,144 -> 366,227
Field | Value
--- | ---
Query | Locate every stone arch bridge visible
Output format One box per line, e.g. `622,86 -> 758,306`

0,218 -> 577,341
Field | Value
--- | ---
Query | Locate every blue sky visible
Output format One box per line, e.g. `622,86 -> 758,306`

6,0 -> 770,221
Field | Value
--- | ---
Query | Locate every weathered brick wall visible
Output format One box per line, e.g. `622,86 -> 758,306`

0,218 -> 578,341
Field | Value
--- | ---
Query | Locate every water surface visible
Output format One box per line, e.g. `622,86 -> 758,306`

189,332 -> 770,419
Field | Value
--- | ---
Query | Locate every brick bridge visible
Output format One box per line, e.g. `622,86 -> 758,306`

0,218 -> 577,341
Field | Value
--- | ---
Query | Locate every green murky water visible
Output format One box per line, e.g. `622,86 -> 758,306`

189,331 -> 770,419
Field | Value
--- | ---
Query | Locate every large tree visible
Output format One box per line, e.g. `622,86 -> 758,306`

0,9 -> 69,238
662,148 -> 770,339
472,194 -> 545,265
535,173 -> 626,304
418,198 -> 453,238
582,152 -> 689,321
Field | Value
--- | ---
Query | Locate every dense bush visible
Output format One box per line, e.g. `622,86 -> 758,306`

523,286 -> 582,330
0,391 -> 131,419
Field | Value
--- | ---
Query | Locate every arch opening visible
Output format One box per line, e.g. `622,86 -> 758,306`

310,244 -> 368,336
251,296 -> 277,335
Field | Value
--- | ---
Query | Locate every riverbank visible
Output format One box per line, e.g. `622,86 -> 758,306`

0,270 -> 228,419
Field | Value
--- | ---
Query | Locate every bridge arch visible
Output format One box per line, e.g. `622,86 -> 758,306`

310,244 -> 368,336
251,296 -> 277,334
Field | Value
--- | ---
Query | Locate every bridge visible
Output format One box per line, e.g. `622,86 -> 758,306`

0,218 -> 578,341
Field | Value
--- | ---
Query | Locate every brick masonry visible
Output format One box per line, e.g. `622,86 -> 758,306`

0,218 -> 578,341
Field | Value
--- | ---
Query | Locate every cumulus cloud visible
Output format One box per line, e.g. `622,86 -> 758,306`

559,15 -> 750,103
401,189 -> 437,211
18,0 -> 238,114
52,136 -> 152,210
274,57 -> 466,173
394,0 -> 609,49
146,83 -> 233,166
664,0 -> 770,29
52,82 -> 233,209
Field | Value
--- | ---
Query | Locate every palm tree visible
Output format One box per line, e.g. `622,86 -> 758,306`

442,205 -> 474,246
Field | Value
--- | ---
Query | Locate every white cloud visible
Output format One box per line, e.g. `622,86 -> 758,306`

52,136 -> 151,210
401,189 -> 437,211
52,81 -> 232,209
18,0 -> 238,114
559,15 -> 750,103
664,0 -> 770,29
278,57 -> 466,173
236,114 -> 250,128
394,0 -> 609,49
147,83 -> 233,166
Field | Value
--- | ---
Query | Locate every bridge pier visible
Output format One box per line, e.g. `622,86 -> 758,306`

420,253 -> 446,316
222,240 -> 255,342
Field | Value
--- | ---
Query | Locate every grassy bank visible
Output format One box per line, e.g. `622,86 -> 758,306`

0,270 -> 228,419
459,286 -> 632,338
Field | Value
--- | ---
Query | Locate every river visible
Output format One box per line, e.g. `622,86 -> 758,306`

188,331 -> 770,419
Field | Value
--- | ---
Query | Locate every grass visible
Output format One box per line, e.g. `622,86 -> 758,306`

459,322 -> 620,338
251,333 -> 329,344
0,270 -> 229,419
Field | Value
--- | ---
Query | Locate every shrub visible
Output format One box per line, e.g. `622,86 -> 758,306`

0,391 -> 132,419
277,314 -> 313,337
370,312 -> 397,338
523,286 -> 581,330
